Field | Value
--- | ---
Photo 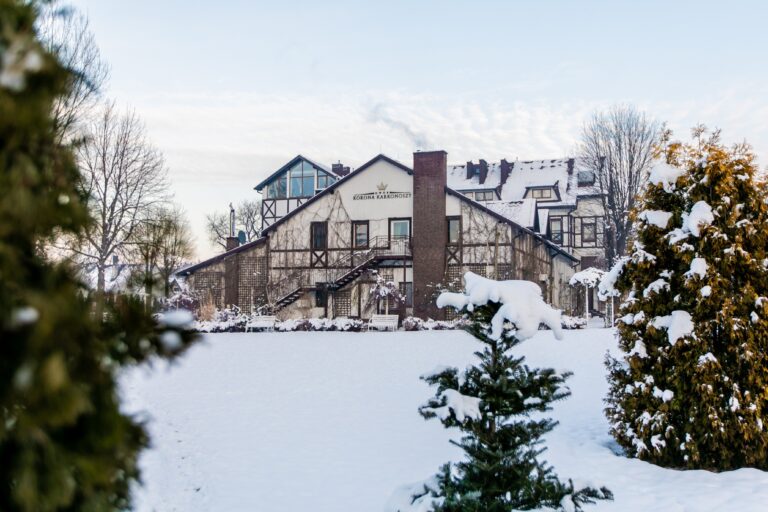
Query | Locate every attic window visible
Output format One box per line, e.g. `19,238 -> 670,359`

317,171 -> 336,190
475,190 -> 495,201
530,188 -> 552,199
289,161 -> 316,198
578,170 -> 596,186
265,175 -> 287,199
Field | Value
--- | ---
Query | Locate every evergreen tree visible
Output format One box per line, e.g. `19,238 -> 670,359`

0,2 -> 196,510
403,274 -> 611,511
604,127 -> 768,470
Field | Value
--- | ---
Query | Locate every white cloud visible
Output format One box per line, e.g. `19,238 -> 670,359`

119,88 -> 767,260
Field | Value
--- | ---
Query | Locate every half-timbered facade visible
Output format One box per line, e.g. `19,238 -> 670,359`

179,151 -> 590,321
447,158 -> 607,269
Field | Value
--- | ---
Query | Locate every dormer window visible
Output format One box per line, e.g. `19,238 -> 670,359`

530,188 -> 552,199
474,190 -> 495,202
578,170 -> 596,187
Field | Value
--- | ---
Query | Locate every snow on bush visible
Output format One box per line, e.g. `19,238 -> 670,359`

193,312 -> 367,333
569,267 -> 605,288
685,257 -> 708,280
436,271 -> 562,341
682,201 -> 714,237
401,316 -> 466,331
649,161 -> 686,192
649,311 -> 694,346
561,314 -> 587,330
605,131 -> 768,471
597,257 -> 627,300
638,210 -> 673,229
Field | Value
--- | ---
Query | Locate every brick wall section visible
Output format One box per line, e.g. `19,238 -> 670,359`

224,236 -> 240,307
412,150 -> 447,319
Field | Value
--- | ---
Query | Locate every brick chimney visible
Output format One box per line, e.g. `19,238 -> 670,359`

413,150 -> 447,320
500,159 -> 512,185
465,161 -> 475,180
332,162 -> 350,177
478,159 -> 489,185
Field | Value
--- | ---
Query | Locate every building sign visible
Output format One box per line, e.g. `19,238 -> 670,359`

352,182 -> 412,201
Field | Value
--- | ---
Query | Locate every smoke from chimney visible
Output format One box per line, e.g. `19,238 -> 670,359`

367,103 -> 430,149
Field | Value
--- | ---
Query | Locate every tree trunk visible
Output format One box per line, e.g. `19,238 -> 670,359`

96,263 -> 106,293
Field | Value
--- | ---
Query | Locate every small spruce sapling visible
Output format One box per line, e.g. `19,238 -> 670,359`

397,273 -> 612,511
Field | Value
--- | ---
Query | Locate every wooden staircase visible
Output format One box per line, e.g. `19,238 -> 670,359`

269,236 -> 411,313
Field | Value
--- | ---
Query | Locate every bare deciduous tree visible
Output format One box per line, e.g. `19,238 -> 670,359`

205,199 -> 262,250
578,105 -> 662,264
38,4 -> 109,143
130,206 -> 195,303
205,211 -> 230,251
157,207 -> 195,297
71,102 -> 168,293
238,199 -> 262,241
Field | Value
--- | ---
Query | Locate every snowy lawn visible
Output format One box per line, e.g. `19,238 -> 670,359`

122,328 -> 768,511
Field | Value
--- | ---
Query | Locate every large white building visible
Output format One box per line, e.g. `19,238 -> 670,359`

178,151 -> 606,320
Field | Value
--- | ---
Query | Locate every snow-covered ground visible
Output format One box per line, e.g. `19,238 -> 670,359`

122,328 -> 768,512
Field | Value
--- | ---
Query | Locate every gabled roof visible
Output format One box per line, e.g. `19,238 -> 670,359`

446,187 -> 579,263
447,164 -> 500,191
176,237 -> 267,276
254,154 -> 334,192
261,154 -> 411,235
447,158 -> 603,206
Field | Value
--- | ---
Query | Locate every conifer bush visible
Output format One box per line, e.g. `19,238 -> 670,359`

604,127 -> 768,470
0,2 -> 196,510
396,273 -> 611,511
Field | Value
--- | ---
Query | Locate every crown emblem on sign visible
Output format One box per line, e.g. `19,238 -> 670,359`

377,182 -> 388,191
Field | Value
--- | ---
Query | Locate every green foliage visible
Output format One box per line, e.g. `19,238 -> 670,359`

0,2 -> 197,510
605,127 -> 768,470
415,303 -> 612,511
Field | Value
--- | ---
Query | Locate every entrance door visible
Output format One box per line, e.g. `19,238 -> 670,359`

310,222 -> 328,267
389,218 -> 411,252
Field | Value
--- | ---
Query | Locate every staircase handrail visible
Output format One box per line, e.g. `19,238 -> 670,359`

269,235 -> 412,306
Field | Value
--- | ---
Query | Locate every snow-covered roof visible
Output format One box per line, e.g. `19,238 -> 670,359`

483,198 -> 538,228
446,163 -> 500,191
447,157 -> 602,206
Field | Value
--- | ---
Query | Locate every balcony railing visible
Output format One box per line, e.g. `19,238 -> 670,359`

268,235 -> 411,307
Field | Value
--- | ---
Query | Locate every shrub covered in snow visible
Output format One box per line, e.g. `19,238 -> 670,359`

605,128 -> 768,471
391,272 -> 611,511
569,267 -> 605,288
368,270 -> 405,314
401,316 -> 466,331
561,314 -> 588,330
193,312 -> 365,333
275,317 -> 365,332
159,289 -> 200,313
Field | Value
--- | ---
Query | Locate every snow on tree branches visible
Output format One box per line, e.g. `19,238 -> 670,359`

0,4 -> 197,509
388,272 -> 611,511
605,127 -> 768,471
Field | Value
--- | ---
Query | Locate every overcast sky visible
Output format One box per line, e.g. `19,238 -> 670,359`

69,0 -> 768,259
